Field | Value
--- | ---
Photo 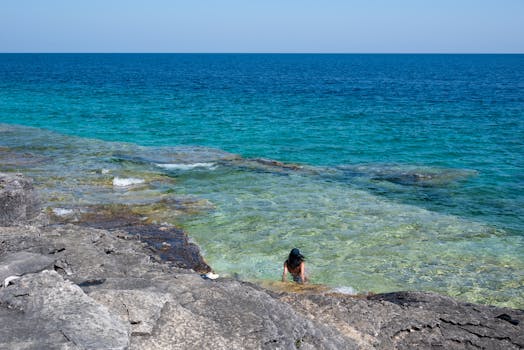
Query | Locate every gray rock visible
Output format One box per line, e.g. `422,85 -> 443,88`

0,306 -> 82,350
0,209 -> 522,349
51,204 -> 212,273
281,291 -> 524,350
89,289 -> 172,336
370,291 -> 523,349
0,224 -> 357,349
0,173 -> 40,226
0,251 -> 55,282
129,275 -> 354,350
0,270 -> 129,350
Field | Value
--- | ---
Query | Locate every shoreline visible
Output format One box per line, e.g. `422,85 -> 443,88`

0,132 -> 524,307
47,201 -> 355,298
0,133 -> 522,308
1,172 -> 523,349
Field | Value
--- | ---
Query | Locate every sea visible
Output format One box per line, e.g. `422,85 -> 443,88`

0,54 -> 522,308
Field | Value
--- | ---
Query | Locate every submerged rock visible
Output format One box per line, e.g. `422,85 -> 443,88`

227,157 -> 307,175
0,147 -> 47,168
336,164 -> 477,187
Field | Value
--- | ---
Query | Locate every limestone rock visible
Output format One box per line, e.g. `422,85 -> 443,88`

0,306 -> 83,350
0,251 -> 55,282
131,275 -> 355,350
89,289 -> 172,336
0,270 -> 129,350
0,173 -> 40,226
280,291 -> 524,350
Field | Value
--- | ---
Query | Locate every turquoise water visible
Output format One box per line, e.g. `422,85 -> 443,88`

0,54 -> 523,307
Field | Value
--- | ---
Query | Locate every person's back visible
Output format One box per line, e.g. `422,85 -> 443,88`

282,248 -> 307,284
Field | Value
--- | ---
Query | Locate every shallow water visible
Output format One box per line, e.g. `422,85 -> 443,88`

0,54 -> 523,308
1,124 -> 522,308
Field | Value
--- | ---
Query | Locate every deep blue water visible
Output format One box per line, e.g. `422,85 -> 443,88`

0,54 -> 523,306
1,54 -> 523,232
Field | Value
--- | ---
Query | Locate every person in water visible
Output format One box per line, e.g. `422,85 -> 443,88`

282,248 -> 308,284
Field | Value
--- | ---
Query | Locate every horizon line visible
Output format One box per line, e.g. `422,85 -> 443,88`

1,52 -> 524,55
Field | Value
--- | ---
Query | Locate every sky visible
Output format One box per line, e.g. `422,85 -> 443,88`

1,0 -> 523,53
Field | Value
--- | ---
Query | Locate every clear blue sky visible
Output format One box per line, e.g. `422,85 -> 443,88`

1,0 -> 523,53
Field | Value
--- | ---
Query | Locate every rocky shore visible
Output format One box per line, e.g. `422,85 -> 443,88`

0,173 -> 522,349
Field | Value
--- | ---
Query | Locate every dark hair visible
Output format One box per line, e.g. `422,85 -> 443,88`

286,248 -> 305,270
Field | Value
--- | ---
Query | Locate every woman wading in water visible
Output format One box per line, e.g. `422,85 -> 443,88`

282,248 -> 308,284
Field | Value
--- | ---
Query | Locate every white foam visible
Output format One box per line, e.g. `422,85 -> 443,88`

112,177 -> 145,187
331,286 -> 357,295
156,162 -> 216,171
52,208 -> 74,217
101,168 -> 110,174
